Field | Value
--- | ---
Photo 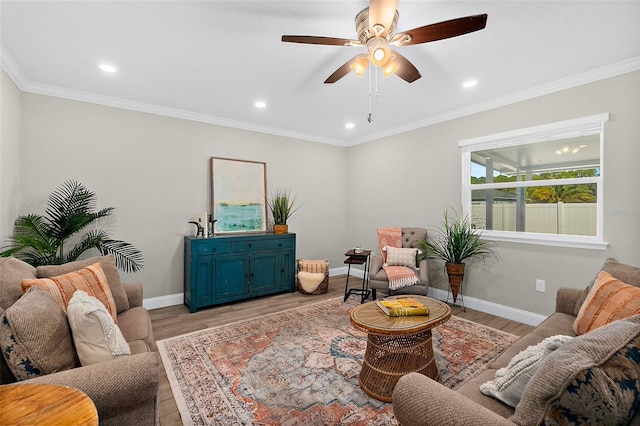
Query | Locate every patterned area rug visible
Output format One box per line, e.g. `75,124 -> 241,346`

158,296 -> 518,425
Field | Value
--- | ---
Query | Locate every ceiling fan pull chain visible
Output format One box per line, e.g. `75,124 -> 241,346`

368,60 -> 373,123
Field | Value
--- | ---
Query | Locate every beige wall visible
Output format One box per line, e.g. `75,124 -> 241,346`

17,93 -> 349,298
0,70 -> 21,240
3,69 -> 639,316
346,71 -> 640,316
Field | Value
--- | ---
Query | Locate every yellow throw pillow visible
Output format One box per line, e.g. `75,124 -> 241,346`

573,270 -> 640,335
21,262 -> 118,322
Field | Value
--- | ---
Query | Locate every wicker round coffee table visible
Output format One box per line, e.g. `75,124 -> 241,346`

350,295 -> 451,402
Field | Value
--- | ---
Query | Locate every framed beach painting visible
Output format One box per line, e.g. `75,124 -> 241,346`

211,157 -> 267,233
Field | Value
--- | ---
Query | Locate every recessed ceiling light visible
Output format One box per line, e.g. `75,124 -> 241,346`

99,63 -> 117,73
345,122 -> 355,129
462,80 -> 477,88
254,101 -> 267,108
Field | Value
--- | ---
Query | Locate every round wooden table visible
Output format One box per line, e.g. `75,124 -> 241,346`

0,383 -> 98,425
350,295 -> 451,402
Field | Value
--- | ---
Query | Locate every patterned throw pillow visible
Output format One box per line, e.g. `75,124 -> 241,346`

385,247 -> 418,268
512,315 -> 640,426
22,262 -> 118,322
67,290 -> 130,366
36,254 -> 129,313
573,270 -> 640,335
542,334 -> 640,425
0,287 -> 79,380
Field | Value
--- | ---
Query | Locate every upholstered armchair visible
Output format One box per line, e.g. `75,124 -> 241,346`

369,227 -> 429,300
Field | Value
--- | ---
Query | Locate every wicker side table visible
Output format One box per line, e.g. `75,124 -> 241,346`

350,296 -> 451,402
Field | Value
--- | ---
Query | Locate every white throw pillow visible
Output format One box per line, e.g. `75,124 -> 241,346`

385,247 -> 418,268
480,335 -> 573,407
67,290 -> 131,366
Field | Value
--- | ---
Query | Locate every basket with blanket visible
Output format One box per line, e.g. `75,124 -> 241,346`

296,259 -> 329,295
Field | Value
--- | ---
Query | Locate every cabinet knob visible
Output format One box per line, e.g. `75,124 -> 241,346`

248,243 -> 252,247
278,243 -> 282,247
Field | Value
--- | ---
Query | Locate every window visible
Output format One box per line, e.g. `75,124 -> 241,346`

460,113 -> 609,250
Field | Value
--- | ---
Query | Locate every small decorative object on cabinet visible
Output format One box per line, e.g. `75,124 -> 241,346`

184,233 -> 296,312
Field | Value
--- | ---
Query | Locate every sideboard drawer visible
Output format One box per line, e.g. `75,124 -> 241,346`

195,242 -> 231,255
233,240 -> 266,252
266,238 -> 294,250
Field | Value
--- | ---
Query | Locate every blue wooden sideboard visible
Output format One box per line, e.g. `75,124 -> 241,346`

184,233 -> 296,312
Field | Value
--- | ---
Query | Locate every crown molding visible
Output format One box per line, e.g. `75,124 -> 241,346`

2,42 -> 638,147
347,56 -> 640,146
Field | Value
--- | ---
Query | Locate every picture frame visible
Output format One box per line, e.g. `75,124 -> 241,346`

210,157 -> 267,234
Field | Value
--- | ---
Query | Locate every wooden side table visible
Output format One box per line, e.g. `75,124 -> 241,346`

350,295 -> 452,402
343,249 -> 372,303
0,383 -> 98,425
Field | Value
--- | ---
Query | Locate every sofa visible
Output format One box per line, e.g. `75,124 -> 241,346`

393,257 -> 640,426
0,255 -> 160,425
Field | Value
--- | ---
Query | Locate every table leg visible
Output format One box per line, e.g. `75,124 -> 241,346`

358,329 -> 438,402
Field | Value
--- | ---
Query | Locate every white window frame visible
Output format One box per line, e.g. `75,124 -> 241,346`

459,113 -> 609,250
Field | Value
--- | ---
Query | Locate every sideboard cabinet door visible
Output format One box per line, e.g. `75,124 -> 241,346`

184,233 -> 296,312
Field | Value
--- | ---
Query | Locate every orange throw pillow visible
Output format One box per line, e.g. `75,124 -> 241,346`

21,262 -> 117,321
573,270 -> 640,335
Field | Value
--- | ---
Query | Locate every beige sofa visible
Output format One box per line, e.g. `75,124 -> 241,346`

0,255 -> 160,425
393,258 -> 640,426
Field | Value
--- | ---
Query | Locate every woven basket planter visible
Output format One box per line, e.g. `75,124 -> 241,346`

296,259 -> 329,295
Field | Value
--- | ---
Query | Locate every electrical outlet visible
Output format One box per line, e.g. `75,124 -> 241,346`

536,279 -> 546,293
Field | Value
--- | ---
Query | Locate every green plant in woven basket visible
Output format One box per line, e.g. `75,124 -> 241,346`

420,208 -> 497,264
267,188 -> 300,225
419,208 -> 497,302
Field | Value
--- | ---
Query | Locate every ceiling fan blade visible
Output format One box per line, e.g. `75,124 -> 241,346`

281,35 -> 360,46
391,50 -> 421,83
369,0 -> 398,37
395,14 -> 487,46
324,56 -> 360,84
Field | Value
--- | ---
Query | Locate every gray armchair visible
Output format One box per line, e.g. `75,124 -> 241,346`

369,227 -> 429,300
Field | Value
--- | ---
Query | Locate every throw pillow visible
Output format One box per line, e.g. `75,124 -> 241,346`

573,270 -> 640,335
511,314 -> 640,426
574,258 -> 640,316
36,254 -> 129,313
0,257 -> 38,311
67,290 -> 130,366
0,287 -> 79,380
385,247 -> 418,268
22,262 -> 118,321
480,335 -> 574,407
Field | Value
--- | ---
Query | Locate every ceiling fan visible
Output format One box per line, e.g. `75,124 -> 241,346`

282,0 -> 487,84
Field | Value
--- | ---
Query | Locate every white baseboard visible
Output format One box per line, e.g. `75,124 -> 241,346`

145,266 -> 546,327
143,293 -> 184,310
426,287 -> 547,327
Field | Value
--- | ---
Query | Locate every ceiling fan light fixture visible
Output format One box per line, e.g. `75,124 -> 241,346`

381,59 -> 398,77
351,55 -> 369,77
369,38 -> 391,66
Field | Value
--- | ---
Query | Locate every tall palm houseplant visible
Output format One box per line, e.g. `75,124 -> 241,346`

0,180 -> 144,273
420,208 -> 497,302
266,188 -> 300,234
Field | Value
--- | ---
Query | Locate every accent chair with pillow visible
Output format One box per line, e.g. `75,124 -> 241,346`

0,255 -> 160,425
392,257 -> 640,426
369,227 -> 429,300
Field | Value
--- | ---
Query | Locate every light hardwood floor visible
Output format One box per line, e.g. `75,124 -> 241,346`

149,276 -> 534,425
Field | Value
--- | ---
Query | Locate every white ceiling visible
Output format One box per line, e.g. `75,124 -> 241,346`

1,1 -> 639,146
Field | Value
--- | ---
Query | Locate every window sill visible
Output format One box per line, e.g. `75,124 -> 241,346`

481,231 -> 608,250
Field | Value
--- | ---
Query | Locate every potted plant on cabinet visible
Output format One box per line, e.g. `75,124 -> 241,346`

419,208 -> 497,302
266,188 -> 300,234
